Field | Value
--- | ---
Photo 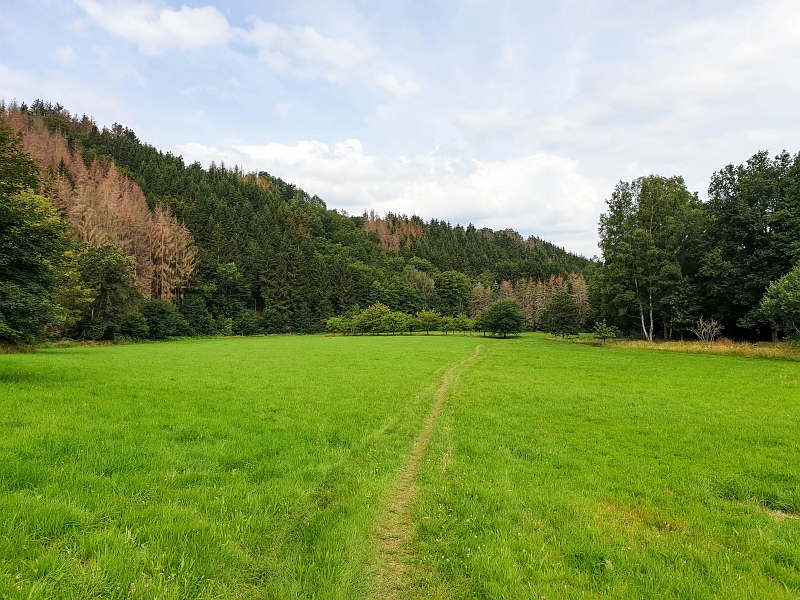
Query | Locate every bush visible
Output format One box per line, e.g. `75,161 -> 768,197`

119,311 -> 149,340
259,307 -> 284,334
180,293 -> 214,335
326,317 -> 345,334
592,319 -> 619,344
141,300 -> 191,340
233,309 -> 261,335
215,317 -> 234,336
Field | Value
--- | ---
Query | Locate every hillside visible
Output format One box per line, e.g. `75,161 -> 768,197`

2,100 -> 588,336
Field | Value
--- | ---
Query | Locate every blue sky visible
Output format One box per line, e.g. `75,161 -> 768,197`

2,0 -> 799,257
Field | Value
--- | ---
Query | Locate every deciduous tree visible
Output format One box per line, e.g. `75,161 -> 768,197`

477,299 -> 525,338
540,291 -> 582,339
596,175 -> 702,341
0,123 -> 69,344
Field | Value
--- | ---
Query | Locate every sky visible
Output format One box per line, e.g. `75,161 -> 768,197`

2,0 -> 800,257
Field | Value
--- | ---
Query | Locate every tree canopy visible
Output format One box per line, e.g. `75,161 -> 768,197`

0,122 -> 69,344
476,299 -> 525,338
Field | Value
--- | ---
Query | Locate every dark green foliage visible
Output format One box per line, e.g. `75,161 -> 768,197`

697,151 -> 800,338
180,293 -> 215,335
72,245 -> 143,340
119,311 -> 149,339
22,104 -> 587,330
0,123 -> 69,344
259,307 -> 285,334
541,291 -> 583,339
433,270 -> 473,316
477,299 -> 526,338
233,309 -> 261,336
141,300 -> 191,340
5,102 -> 591,344
594,175 -> 703,341
0,122 -> 39,198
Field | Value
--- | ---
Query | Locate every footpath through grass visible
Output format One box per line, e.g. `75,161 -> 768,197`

0,335 -> 478,598
408,334 -> 800,599
1,333 -> 799,598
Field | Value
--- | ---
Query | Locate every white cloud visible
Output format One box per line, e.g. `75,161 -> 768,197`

73,1 -> 374,82
375,73 -> 421,98
73,0 -> 235,55
244,19 -> 373,82
582,1 -> 800,128
176,138 -> 605,256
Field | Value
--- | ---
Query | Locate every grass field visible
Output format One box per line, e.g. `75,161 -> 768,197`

1,334 -> 798,598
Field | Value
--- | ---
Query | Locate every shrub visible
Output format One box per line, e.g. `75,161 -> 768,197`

142,300 -> 191,340
119,311 -> 149,340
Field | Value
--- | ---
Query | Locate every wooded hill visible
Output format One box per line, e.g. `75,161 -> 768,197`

1,100 -> 588,340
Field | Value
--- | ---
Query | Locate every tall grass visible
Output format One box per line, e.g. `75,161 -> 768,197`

606,337 -> 800,361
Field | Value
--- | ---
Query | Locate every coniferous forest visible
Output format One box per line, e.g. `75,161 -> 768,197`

2,99 -> 800,345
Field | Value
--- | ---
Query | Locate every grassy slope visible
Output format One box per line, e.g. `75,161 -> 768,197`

0,335 -> 478,598
1,334 -> 799,598
411,334 -> 800,599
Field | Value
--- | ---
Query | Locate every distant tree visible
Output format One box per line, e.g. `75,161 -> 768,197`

415,309 -> 442,335
326,316 -> 345,334
0,123 -> 69,344
441,315 -> 455,335
259,306 -> 285,334
592,319 -> 619,344
433,270 -> 473,316
540,291 -> 582,339
383,311 -> 409,335
453,314 -> 473,335
180,293 -> 215,335
359,302 -> 391,334
759,264 -> 800,336
73,244 -> 144,339
119,311 -> 149,340
470,282 -> 494,317
233,308 -> 261,335
596,175 -> 702,341
478,299 -> 525,338
699,151 -> 800,339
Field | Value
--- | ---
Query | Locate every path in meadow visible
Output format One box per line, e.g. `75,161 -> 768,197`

372,344 -> 484,599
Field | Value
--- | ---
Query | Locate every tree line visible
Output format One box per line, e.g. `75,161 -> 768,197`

592,154 -> 800,341
1,100 -> 587,345
2,99 -> 799,346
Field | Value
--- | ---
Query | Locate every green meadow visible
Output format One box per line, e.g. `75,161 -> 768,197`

1,334 -> 798,599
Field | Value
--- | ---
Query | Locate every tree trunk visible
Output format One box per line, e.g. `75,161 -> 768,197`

639,306 -> 647,340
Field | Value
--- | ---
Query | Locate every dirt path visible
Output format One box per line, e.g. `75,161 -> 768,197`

372,344 -> 484,599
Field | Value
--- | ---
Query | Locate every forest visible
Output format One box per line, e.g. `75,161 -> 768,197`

2,99 -> 799,345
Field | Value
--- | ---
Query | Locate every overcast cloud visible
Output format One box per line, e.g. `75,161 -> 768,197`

2,0 -> 799,257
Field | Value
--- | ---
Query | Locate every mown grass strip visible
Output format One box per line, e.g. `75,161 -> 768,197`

373,344 -> 484,598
